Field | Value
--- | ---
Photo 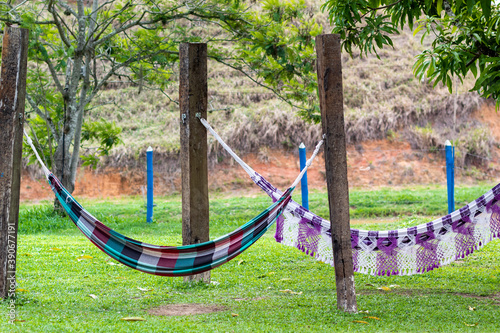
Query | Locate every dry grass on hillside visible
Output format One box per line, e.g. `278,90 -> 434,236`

86,26 -> 494,175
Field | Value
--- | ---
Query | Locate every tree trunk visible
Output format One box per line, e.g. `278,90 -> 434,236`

52,92 -> 87,211
51,0 -> 95,211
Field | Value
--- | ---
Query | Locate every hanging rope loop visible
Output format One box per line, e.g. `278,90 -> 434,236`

198,117 -> 324,190
23,129 -> 51,178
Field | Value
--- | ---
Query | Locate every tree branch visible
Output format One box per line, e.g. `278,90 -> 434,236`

76,0 -> 85,17
90,0 -> 115,15
88,49 -> 178,103
26,93 -> 59,143
92,1 -> 134,41
212,56 -> 309,112
43,57 -> 66,95
70,0 -> 99,184
55,0 -> 77,17
93,11 -> 146,47
465,54 -> 480,67
48,1 -> 74,46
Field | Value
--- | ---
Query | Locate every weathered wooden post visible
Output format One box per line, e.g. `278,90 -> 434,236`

0,26 -> 29,299
316,34 -> 357,312
179,43 -> 210,283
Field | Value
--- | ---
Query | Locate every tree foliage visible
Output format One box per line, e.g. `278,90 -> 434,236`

0,0 -> 320,195
322,0 -> 500,108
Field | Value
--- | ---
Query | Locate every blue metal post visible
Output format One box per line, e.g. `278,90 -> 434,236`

146,146 -> 154,223
445,140 -> 455,213
299,142 -> 309,210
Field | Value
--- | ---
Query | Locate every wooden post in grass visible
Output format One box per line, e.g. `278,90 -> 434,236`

0,26 -> 29,299
315,34 -> 357,313
179,43 -> 210,283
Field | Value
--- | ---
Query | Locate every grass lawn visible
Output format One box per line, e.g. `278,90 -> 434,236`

2,184 -> 500,332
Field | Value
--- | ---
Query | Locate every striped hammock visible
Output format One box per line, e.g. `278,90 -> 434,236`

23,129 -> 320,277
48,173 -> 292,276
200,118 -> 500,276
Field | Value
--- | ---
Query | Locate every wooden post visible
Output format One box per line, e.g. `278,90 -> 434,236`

316,34 -> 357,312
0,26 -> 29,299
179,43 -> 210,283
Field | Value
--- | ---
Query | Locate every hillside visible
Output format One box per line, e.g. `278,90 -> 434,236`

20,21 -> 500,201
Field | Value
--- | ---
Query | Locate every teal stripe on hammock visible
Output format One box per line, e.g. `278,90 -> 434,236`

57,194 -> 123,270
105,237 -> 126,258
53,178 -> 292,275
98,211 -> 276,275
59,185 -> 281,251
108,229 -> 128,242
57,193 -> 79,225
92,201 -> 281,275
175,255 -> 195,271
58,187 -> 286,253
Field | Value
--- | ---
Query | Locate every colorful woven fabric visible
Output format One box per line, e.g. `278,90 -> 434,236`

252,172 -> 500,276
198,117 -> 500,276
48,173 -> 293,276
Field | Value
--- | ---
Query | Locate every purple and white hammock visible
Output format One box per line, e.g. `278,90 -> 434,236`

201,118 -> 500,276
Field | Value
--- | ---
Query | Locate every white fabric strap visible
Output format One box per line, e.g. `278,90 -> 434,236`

23,129 -> 51,178
199,117 -> 323,189
198,117 -> 257,178
290,138 -> 324,188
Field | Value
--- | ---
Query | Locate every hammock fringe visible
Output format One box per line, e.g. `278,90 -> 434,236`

198,116 -> 500,276
271,176 -> 500,276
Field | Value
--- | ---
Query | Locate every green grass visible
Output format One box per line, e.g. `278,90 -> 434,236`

309,183 -> 495,220
2,184 -> 500,332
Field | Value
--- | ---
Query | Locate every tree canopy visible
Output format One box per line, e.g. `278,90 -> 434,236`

322,0 -> 500,108
0,0 -> 320,195
7,0 -> 496,200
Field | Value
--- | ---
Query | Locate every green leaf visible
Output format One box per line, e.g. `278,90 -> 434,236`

466,0 -> 475,15
368,0 -> 380,8
446,75 -> 453,94
470,62 -> 478,77
375,34 -> 383,48
121,317 -> 146,322
480,0 -> 491,21
413,24 -> 425,37
437,0 -> 443,16
427,58 -> 435,77
38,44 -> 49,59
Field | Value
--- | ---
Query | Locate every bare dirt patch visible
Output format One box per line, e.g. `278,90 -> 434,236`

474,103 -> 500,142
359,289 -> 500,305
19,105 -> 500,201
455,292 -> 500,303
147,303 -> 227,316
19,139 -> 499,202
